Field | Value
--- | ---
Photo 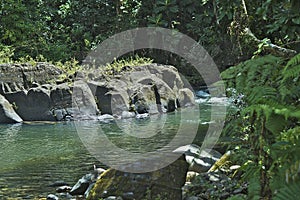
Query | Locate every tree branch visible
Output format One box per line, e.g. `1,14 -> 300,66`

244,28 -> 298,58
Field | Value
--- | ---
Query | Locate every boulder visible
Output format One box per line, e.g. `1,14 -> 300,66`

0,62 -> 195,122
4,88 -> 55,121
70,167 -> 106,196
0,62 -> 62,94
178,88 -> 195,107
47,194 -> 59,200
0,94 -> 23,123
72,80 -> 99,120
88,81 -> 129,115
87,155 -> 188,200
173,144 -> 222,173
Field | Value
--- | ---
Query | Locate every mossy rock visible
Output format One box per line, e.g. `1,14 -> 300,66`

87,155 -> 188,200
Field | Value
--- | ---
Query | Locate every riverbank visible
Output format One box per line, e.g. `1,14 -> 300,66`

0,62 -> 195,123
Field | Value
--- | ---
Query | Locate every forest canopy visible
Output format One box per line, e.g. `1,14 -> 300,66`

1,0 -> 299,63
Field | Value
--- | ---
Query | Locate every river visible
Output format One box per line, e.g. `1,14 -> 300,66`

0,100 -> 227,199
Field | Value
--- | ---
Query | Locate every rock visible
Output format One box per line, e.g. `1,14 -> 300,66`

56,185 -> 72,193
186,171 -> 199,182
87,155 -> 188,200
53,109 -> 65,121
178,88 -> 195,107
69,177 -> 90,196
97,114 -> 115,123
173,144 -> 222,173
0,62 -> 194,122
0,94 -> 23,123
4,88 -> 55,121
208,173 -> 220,182
88,81 -> 129,115
72,80 -> 100,120
47,194 -> 59,200
0,62 -> 62,94
135,113 -> 150,120
84,183 -> 95,198
195,90 -> 210,98
121,111 -> 135,119
70,171 -> 100,196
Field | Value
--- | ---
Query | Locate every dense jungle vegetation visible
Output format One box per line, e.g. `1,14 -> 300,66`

1,0 -> 300,199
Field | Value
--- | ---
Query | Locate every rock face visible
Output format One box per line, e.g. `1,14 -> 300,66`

0,62 -> 62,94
87,155 -> 188,200
0,94 -> 23,123
0,63 -> 194,122
88,64 -> 195,116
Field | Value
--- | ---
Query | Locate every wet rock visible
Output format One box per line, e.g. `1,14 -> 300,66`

97,114 -> 115,123
84,183 -> 95,198
135,113 -> 150,120
121,111 -> 135,119
178,88 -> 195,107
47,194 -> 59,200
70,173 -> 95,195
195,90 -> 210,98
70,168 -> 103,196
69,177 -> 90,196
53,109 -> 65,121
173,144 -> 222,173
0,94 -> 23,123
56,185 -> 72,193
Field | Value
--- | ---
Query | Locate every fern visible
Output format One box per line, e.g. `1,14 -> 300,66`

222,54 -> 300,199
273,181 -> 300,200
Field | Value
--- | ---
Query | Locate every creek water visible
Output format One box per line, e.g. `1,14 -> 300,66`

0,101 -> 227,199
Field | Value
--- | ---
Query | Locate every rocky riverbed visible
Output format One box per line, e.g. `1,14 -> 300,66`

43,144 -> 247,200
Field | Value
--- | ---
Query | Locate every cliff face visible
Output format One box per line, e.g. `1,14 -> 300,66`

0,62 -> 62,94
0,62 -> 195,123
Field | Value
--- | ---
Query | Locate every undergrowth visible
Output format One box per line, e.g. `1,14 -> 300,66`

221,53 -> 300,199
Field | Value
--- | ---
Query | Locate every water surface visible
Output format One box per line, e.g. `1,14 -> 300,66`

0,102 -> 226,199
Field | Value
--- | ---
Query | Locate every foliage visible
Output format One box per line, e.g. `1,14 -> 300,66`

101,55 -> 153,76
1,0 -> 298,66
221,53 -> 300,199
0,44 -> 14,63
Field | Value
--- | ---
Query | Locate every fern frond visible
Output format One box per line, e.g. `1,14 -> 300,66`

283,53 -> 300,80
285,53 -> 300,68
273,180 -> 300,200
